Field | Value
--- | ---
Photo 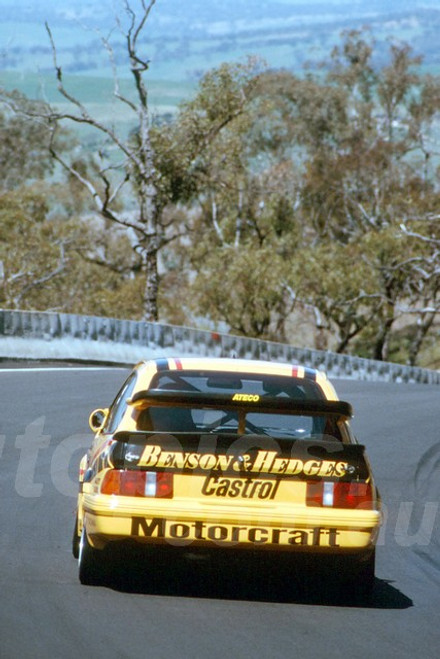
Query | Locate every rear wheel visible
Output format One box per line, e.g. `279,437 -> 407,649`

340,550 -> 375,603
78,527 -> 106,586
304,550 -> 375,604
72,513 -> 80,559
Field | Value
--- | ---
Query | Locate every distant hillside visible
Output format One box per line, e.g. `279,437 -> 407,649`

1,0 -> 440,110
2,0 -> 440,79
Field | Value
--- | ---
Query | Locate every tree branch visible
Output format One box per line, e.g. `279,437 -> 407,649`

14,242 -> 68,306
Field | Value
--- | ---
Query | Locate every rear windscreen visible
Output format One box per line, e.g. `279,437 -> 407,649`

136,406 -> 343,441
141,371 -> 342,440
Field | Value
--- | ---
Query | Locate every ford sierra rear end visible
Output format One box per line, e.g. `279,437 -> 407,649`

74,358 -> 381,598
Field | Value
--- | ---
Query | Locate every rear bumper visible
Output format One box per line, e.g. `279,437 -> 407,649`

83,493 -> 381,553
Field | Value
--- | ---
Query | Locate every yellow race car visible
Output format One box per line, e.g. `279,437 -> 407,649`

73,357 -> 381,598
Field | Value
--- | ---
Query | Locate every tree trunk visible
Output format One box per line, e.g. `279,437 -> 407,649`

408,312 -> 435,366
142,246 -> 159,322
373,315 -> 394,361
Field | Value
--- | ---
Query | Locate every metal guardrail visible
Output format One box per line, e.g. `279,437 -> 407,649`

0,308 -> 439,384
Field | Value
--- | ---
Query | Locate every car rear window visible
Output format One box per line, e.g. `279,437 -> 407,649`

136,405 -> 342,441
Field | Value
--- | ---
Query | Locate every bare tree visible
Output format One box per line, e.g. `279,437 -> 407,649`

44,0 -> 166,321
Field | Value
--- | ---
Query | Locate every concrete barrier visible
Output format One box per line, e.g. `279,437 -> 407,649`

0,308 -> 439,384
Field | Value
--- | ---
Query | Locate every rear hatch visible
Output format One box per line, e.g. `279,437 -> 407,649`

100,391 -> 380,550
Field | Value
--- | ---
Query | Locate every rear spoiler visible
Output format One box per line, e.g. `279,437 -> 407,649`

128,389 -> 352,418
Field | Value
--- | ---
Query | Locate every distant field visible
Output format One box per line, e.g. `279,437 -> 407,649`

2,1 -> 440,85
0,70 -> 195,118
2,0 -> 440,127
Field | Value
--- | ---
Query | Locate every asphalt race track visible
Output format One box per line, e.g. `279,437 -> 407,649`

0,363 -> 439,659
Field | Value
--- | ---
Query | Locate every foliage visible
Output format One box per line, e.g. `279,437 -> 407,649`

0,184 -> 143,316
0,87 -> 147,318
2,17 -> 440,366
165,30 -> 440,363
0,91 -> 57,191
190,245 -> 287,339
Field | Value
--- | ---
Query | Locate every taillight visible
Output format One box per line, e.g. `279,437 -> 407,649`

306,481 -> 373,509
101,470 -> 173,498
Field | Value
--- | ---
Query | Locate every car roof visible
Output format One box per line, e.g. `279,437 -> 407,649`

140,356 -> 317,377
133,357 -> 338,401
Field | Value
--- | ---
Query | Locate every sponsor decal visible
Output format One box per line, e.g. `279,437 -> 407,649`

130,516 -> 340,547
232,393 -> 260,402
201,475 -> 280,500
139,445 -> 348,477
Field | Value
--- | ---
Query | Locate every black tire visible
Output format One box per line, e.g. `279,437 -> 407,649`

72,513 -> 80,559
304,550 -> 375,604
341,549 -> 376,604
78,527 -> 106,586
